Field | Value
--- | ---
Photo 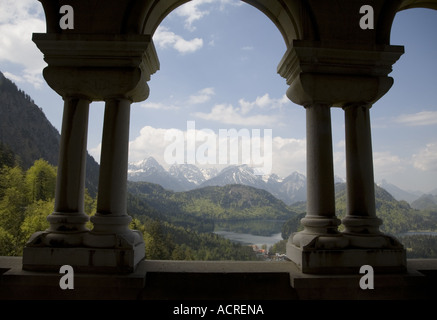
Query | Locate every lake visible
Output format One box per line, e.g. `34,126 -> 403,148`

213,219 -> 286,247
214,231 -> 437,249
214,230 -> 284,247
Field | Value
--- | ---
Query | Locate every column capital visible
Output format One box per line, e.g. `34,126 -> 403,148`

32,33 -> 160,102
278,40 -> 404,107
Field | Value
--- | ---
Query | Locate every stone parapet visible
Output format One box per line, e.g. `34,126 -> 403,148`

1,257 -> 436,300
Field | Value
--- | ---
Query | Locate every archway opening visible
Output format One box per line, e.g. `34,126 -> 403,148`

126,0 -> 305,262
374,7 -> 437,196
370,7 -> 437,257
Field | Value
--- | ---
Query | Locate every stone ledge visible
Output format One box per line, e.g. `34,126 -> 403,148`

0,257 -> 436,300
287,242 -> 407,274
22,243 -> 145,274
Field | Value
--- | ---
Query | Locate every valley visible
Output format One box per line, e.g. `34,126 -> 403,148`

1,71 -> 437,260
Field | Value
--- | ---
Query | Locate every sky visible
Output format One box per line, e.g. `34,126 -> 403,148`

0,0 -> 436,193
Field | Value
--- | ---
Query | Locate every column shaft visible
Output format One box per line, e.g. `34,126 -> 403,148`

290,104 -> 346,249
97,98 -> 130,217
89,98 -> 135,239
342,105 -> 382,235
305,104 -> 336,220
85,97 -> 145,261
47,97 -> 90,240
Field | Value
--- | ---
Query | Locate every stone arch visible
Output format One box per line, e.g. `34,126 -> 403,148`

380,7 -> 437,190
398,0 -> 437,10
124,0 -> 303,46
124,0 -> 306,48
376,0 -> 437,45
38,0 -> 306,48
26,0 -> 437,275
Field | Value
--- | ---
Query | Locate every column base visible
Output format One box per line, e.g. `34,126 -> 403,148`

22,230 -> 145,273
291,231 -> 349,249
286,240 -> 407,274
23,245 -> 144,273
26,230 -> 88,247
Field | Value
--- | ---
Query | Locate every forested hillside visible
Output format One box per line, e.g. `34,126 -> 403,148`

0,157 -> 64,255
0,153 -> 257,260
0,72 -> 99,196
280,183 -> 437,258
1,72 -> 436,260
128,181 -> 297,223
411,193 -> 437,212
0,73 -> 260,260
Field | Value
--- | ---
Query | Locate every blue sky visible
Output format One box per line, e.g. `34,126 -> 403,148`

1,0 -> 436,193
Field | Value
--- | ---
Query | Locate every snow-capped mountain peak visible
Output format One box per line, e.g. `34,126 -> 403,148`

169,163 -> 206,185
128,156 -> 166,174
127,157 -> 308,204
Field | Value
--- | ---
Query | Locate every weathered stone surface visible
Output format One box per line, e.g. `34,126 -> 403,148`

21,0 -> 436,275
2,257 -> 436,300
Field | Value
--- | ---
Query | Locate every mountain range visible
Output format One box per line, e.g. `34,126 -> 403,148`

1,71 -> 433,207
129,156 -> 436,206
129,156 -> 326,205
411,193 -> 437,211
377,179 -> 424,204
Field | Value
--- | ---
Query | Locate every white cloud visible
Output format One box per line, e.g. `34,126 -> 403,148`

217,0 -> 243,10
140,102 -> 179,110
373,151 -> 405,177
192,93 -> 289,126
0,0 -> 46,88
394,110 -> 437,126
2,71 -> 24,83
153,26 -> 203,54
129,126 -> 173,165
413,143 -> 437,172
272,137 -> 306,176
127,125 -> 437,180
193,103 -> 280,126
139,87 -> 215,111
174,0 -> 242,31
175,0 -> 214,31
238,94 -> 290,114
89,143 -> 102,163
128,124 -> 306,176
187,87 -> 215,104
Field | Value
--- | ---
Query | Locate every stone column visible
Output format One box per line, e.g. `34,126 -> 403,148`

47,97 -> 91,242
23,34 -> 159,273
94,98 -> 131,219
286,103 -> 349,273
83,98 -> 145,271
25,97 -> 90,248
343,105 -> 379,233
342,104 -> 398,247
279,41 -> 406,273
291,104 -> 346,248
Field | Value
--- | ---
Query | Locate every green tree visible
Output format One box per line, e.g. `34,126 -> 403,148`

270,239 -> 287,255
84,189 -> 97,230
84,189 -> 97,216
0,143 -> 18,169
20,199 -> 53,251
0,166 -> 28,237
144,220 -> 172,260
25,159 -> 56,202
0,227 -> 16,256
